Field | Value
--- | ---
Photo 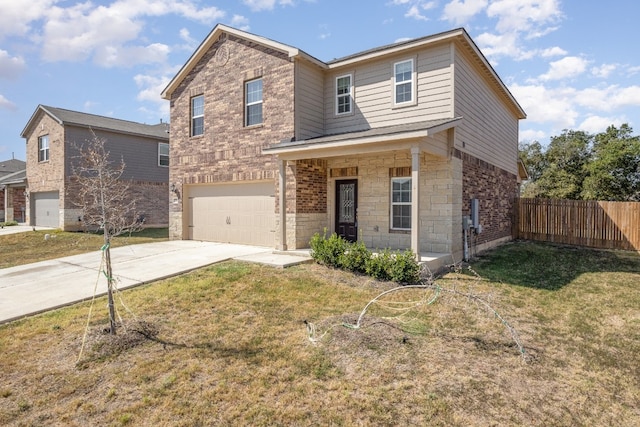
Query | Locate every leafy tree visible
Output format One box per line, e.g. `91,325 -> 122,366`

582,124 -> 640,201
72,131 -> 142,335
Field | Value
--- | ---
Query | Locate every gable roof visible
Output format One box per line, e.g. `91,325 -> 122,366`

20,105 -> 169,140
0,168 -> 26,186
161,25 -> 525,119
0,159 -> 26,176
161,24 -> 324,100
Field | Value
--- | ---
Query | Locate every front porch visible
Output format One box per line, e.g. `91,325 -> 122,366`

264,119 -> 464,265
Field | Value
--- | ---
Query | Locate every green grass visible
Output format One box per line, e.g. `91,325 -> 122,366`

0,241 -> 638,426
0,228 -> 168,269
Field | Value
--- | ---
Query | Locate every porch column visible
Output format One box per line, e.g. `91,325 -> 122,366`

411,146 -> 420,259
278,158 -> 288,251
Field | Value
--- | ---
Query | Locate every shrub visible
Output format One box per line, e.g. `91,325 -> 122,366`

339,239 -> 371,274
0,220 -> 18,227
309,230 -> 348,268
309,232 -> 420,284
389,249 -> 420,284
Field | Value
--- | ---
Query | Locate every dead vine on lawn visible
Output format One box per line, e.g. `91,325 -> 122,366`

307,263 -> 527,361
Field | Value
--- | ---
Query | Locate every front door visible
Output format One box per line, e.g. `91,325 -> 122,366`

335,180 -> 357,242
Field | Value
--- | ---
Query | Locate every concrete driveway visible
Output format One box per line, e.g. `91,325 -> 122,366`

0,240 -> 312,324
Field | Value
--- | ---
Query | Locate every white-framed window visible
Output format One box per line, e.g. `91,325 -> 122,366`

158,142 -> 169,167
245,78 -> 263,126
394,59 -> 414,105
38,135 -> 49,162
191,95 -> 204,136
336,74 -> 352,115
390,177 -> 412,230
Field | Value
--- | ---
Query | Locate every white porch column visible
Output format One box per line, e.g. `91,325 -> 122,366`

278,158 -> 288,251
411,146 -> 420,259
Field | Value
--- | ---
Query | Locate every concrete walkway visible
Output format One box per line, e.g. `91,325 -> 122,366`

0,240 -> 312,324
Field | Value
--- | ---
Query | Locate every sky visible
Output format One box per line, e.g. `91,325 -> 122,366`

1,0 -> 639,161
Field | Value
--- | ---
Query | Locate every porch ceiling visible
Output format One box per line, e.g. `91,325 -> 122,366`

263,117 -> 462,160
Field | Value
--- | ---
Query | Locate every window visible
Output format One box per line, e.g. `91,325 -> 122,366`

245,78 -> 263,126
394,59 -> 414,105
391,177 -> 411,230
336,74 -> 352,115
191,95 -> 204,136
158,142 -> 169,167
38,135 -> 49,162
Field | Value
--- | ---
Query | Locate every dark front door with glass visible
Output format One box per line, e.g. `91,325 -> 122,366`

335,179 -> 358,242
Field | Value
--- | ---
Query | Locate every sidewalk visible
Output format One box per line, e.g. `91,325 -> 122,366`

0,240 -> 312,324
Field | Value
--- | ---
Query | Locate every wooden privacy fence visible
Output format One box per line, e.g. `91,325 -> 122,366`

515,198 -> 640,251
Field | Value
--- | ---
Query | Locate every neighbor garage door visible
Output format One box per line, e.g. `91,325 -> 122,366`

187,182 -> 276,247
33,191 -> 60,228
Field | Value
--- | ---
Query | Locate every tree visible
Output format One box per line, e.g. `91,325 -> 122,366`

72,131 -> 142,334
582,124 -> 640,201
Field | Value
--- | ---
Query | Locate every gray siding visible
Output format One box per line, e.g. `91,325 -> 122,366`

453,45 -> 519,174
295,60 -> 325,140
323,43 -> 454,136
64,125 -> 169,182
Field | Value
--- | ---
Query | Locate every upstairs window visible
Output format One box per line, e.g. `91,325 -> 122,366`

158,142 -> 169,167
38,135 -> 49,162
394,59 -> 414,105
245,78 -> 263,126
336,74 -> 352,115
391,177 -> 412,230
191,95 -> 204,136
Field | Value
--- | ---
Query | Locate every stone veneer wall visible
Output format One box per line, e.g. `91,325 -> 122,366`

326,150 -> 462,255
456,149 -> 517,250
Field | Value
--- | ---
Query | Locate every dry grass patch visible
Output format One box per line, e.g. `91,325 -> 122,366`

0,228 -> 168,269
1,242 -> 639,426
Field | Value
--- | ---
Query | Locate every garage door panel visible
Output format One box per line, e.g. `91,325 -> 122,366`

187,182 -> 275,247
33,192 -> 60,228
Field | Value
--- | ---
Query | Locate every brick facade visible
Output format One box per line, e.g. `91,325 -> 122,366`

457,149 -> 518,249
168,34 -> 296,239
24,108 -> 169,230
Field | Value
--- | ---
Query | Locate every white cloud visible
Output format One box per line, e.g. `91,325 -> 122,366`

540,46 -> 566,57
242,0 -> 294,12
38,0 -> 224,67
230,15 -> 250,31
441,0 -> 488,26
578,115 -> 625,134
0,0 -> 53,39
519,128 -> 548,142
476,31 -> 534,61
510,83 -> 579,129
486,0 -> 563,36
591,63 -> 617,79
0,50 -> 26,79
538,56 -> 589,81
406,5 -> 428,20
0,94 -> 17,111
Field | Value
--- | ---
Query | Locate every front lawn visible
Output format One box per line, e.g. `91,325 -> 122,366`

0,241 -> 638,425
0,228 -> 168,269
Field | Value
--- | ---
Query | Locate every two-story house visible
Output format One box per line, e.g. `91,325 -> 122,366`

21,105 -> 170,230
161,25 -> 526,268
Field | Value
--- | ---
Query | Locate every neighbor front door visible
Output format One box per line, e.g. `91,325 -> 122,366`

335,179 -> 357,242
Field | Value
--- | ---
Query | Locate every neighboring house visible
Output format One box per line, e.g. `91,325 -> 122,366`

21,105 -> 170,230
0,159 -> 27,223
161,25 -> 526,268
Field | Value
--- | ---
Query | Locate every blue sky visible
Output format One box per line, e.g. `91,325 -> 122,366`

1,0 -> 638,161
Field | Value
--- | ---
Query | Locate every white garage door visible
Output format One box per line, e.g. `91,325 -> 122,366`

33,191 -> 60,228
187,182 -> 276,247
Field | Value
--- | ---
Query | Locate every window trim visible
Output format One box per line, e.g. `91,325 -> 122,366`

335,73 -> 353,116
392,58 -> 416,107
38,135 -> 50,162
390,176 -> 412,231
158,142 -> 169,167
191,95 -> 204,137
245,78 -> 263,127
